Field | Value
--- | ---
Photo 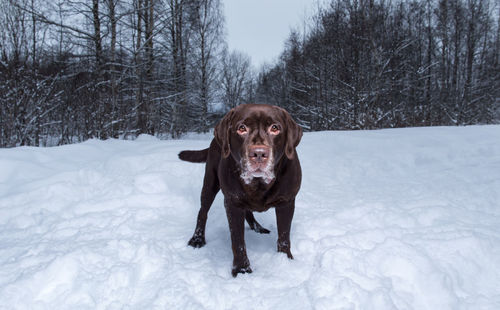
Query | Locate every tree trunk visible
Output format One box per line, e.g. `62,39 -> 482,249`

92,0 -> 103,74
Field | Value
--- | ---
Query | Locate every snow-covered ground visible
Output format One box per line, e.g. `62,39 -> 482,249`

1,126 -> 500,309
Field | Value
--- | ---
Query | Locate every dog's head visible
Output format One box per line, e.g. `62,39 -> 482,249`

214,104 -> 302,184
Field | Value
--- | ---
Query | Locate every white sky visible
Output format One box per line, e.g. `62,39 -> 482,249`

223,0 -> 313,69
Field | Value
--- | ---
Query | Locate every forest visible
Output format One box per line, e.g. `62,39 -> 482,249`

1,0 -> 499,147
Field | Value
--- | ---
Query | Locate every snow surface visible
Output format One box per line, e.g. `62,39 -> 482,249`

1,126 -> 500,309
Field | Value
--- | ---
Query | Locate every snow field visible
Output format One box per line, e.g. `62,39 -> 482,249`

1,126 -> 500,309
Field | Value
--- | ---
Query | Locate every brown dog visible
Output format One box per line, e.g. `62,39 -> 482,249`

179,104 -> 302,277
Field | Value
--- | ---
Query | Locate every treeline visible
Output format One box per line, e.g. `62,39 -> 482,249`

256,0 -> 500,130
0,0 -> 255,147
1,0 -> 499,147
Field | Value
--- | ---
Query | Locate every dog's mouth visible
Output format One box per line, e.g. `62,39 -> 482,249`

248,162 -> 267,172
240,146 -> 275,184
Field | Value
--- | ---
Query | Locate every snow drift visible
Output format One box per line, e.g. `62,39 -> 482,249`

1,126 -> 499,309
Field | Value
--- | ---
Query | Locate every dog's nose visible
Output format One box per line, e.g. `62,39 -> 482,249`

248,145 -> 270,163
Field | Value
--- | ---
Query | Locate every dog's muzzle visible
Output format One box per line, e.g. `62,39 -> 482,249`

241,145 -> 275,184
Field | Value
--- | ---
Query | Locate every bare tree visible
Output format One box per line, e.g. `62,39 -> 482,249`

1,0 -> 498,147
220,49 -> 253,110
256,0 -> 500,130
189,0 -> 224,131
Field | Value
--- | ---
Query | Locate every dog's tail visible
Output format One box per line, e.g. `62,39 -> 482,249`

178,149 -> 209,163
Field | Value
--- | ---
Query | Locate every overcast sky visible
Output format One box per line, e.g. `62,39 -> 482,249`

223,0 -> 315,69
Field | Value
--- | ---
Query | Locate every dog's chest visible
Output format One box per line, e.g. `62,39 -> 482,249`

234,179 -> 286,212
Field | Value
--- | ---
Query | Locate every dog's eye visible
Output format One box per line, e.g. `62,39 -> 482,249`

269,124 -> 280,134
237,125 -> 247,134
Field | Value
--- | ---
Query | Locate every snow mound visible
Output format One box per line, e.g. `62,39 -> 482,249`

1,126 -> 500,309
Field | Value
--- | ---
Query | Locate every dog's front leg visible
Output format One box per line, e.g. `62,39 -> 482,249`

275,200 -> 295,259
224,199 -> 251,277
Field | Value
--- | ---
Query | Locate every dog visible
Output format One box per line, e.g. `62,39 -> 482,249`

179,104 -> 302,277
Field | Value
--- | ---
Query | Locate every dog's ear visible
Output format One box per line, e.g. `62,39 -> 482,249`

280,108 -> 302,159
214,109 -> 234,158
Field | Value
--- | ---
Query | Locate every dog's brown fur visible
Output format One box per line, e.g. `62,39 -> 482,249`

179,104 -> 302,277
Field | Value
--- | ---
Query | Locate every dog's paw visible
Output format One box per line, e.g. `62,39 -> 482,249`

231,265 -> 252,277
277,249 -> 294,259
251,224 -> 270,234
188,235 -> 206,248
277,241 -> 294,259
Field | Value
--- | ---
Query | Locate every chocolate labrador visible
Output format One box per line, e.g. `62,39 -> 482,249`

179,104 -> 302,277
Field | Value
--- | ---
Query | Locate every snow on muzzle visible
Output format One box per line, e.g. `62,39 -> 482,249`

240,145 -> 275,184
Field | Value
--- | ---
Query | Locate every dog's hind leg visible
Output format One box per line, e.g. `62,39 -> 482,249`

245,211 -> 270,234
